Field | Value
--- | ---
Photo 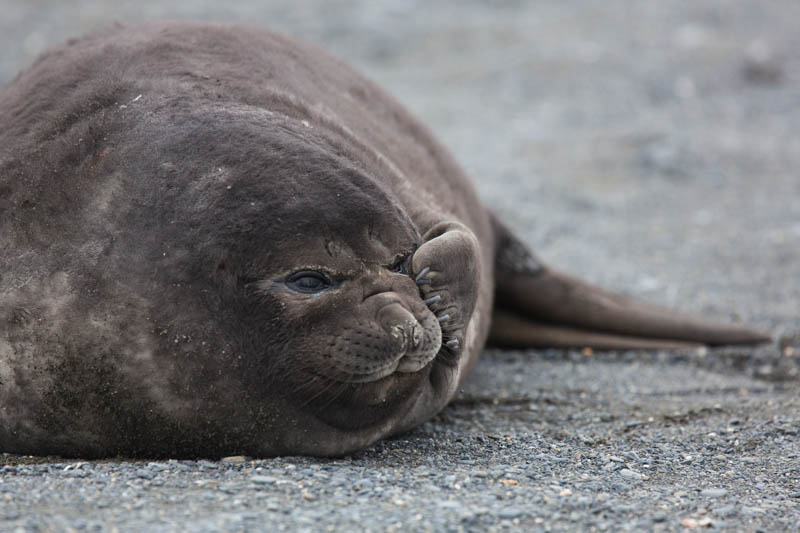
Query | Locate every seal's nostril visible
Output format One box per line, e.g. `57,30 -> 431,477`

411,324 -> 423,348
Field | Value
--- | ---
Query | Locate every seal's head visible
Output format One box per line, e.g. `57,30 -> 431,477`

168,109 -> 483,455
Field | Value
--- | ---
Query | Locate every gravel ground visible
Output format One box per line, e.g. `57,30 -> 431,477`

1,1 -> 799,531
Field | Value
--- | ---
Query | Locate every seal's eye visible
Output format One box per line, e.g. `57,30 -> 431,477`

389,254 -> 411,275
286,271 -> 332,293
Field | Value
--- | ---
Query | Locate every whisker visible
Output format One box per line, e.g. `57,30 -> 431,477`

317,380 -> 352,410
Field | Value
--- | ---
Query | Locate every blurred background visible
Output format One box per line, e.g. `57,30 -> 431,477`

2,0 -> 798,332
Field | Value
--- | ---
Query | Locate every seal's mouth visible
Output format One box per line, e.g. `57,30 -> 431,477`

300,361 -> 432,431
349,358 -> 435,406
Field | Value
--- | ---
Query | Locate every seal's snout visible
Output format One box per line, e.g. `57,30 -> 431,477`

375,300 -> 441,373
377,303 -> 420,352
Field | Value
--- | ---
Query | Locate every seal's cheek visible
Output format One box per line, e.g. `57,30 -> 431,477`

410,221 -> 482,358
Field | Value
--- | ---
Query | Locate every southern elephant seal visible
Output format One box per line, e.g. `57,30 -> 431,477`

0,23 -> 769,458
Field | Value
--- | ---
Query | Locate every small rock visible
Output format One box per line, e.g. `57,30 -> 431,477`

712,505 -> 737,517
221,456 -> 249,464
135,469 -> 155,480
610,482 -> 630,493
251,475 -> 278,485
700,488 -> 728,498
498,507 -> 524,519
619,469 -> 645,480
742,39 -> 782,84
437,500 -> 463,510
353,478 -> 374,491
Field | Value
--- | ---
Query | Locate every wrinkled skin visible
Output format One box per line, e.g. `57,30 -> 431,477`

0,23 -> 493,457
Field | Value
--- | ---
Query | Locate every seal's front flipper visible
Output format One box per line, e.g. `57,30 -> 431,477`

488,217 -> 771,349
411,221 -> 482,359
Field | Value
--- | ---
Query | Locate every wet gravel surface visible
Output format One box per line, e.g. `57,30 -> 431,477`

2,1 -> 799,531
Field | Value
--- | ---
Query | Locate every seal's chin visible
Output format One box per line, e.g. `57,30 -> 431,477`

298,338 -> 450,432
395,354 -> 431,373
304,358 -> 435,432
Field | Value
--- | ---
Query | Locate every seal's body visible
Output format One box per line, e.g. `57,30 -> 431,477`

0,24 -> 768,458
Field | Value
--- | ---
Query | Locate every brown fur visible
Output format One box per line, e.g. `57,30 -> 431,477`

0,23 -> 768,458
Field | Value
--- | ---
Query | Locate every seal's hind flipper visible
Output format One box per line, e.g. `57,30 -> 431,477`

489,309 -> 703,349
488,216 -> 771,349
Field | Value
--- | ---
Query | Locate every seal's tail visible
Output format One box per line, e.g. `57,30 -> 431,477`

488,217 -> 770,349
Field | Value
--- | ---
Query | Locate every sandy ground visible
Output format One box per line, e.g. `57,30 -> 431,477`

1,1 -> 798,531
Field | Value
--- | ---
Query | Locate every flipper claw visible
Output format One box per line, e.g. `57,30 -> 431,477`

424,295 -> 441,306
415,267 -> 431,283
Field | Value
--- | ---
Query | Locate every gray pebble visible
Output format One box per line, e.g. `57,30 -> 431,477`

619,469 -> 644,480
251,475 -> 278,485
498,507 -> 525,519
221,456 -> 249,464
136,469 -> 155,480
701,488 -> 729,498
353,478 -> 374,491
713,505 -> 738,517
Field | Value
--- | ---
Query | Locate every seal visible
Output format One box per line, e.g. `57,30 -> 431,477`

0,23 -> 769,458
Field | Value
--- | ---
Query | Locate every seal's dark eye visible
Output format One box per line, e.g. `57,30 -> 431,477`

286,271 -> 332,293
389,255 -> 411,275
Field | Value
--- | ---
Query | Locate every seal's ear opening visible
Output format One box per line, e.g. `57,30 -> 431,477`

487,215 -> 771,350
